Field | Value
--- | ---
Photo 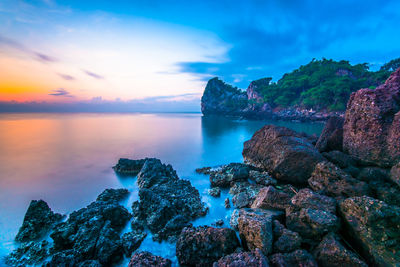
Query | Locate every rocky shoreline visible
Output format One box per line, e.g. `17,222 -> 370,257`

5,68 -> 400,266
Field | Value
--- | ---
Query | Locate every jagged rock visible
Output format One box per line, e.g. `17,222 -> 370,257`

15,200 -> 64,242
210,163 -> 250,188
313,233 -> 367,267
209,187 -> 221,197
322,150 -> 358,169
230,182 -> 263,208
176,226 -> 240,267
251,186 -> 291,211
248,170 -> 277,186
339,196 -> 400,266
357,166 -> 390,182
273,220 -> 302,253
286,189 -> 339,240
237,208 -> 284,255
343,68 -> 400,167
225,198 -> 231,208
243,125 -> 324,185
128,251 -> 171,267
5,240 -> 50,266
316,116 -> 344,152
369,180 -> 400,206
49,189 -> 132,265
121,231 -> 147,257
269,250 -> 318,267
230,209 -> 240,230
308,161 -> 369,199
134,158 -> 207,241
390,162 -> 400,187
112,158 -> 146,175
213,249 -> 270,267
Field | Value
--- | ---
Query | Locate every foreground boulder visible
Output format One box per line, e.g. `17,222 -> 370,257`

237,208 -> 284,255
286,189 -> 339,241
128,251 -> 171,267
243,125 -> 324,185
343,67 -> 400,167
15,200 -> 64,242
339,196 -> 400,266
313,233 -> 367,267
269,249 -> 317,267
316,116 -> 344,152
134,158 -> 207,241
308,161 -> 369,199
176,226 -> 240,266
251,186 -> 291,211
213,249 -> 269,267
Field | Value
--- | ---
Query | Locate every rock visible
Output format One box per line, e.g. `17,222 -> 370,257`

196,166 -> 212,174
112,158 -> 146,176
248,170 -> 277,186
313,233 -> 367,267
237,208 -> 284,255
121,231 -> 147,257
213,249 -> 270,267
201,77 -> 249,116
213,219 -> 224,227
316,116 -> 344,152
210,163 -> 250,188
15,200 -> 64,242
273,220 -> 302,253
134,158 -> 207,241
343,68 -> 400,167
128,251 -> 171,267
369,180 -> 400,206
49,189 -> 132,265
269,250 -> 318,267
209,187 -> 221,197
390,162 -> 400,187
251,186 -> 291,211
5,240 -> 50,266
176,226 -> 240,267
230,209 -> 240,230
225,198 -> 231,208
243,125 -> 324,185
286,189 -> 339,240
338,196 -> 400,266
322,150 -> 358,169
357,166 -> 390,182
230,182 -> 263,208
308,161 -> 369,199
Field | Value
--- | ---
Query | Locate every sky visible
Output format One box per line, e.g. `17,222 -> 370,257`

0,0 -> 400,112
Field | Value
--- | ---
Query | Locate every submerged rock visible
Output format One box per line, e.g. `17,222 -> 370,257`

15,200 -> 64,243
313,233 -> 367,267
308,161 -> 369,199
237,208 -> 284,255
134,158 -> 207,241
112,158 -> 147,175
128,251 -> 172,267
343,68 -> 400,167
269,249 -> 317,267
213,249 -> 270,267
338,196 -> 400,266
243,125 -> 324,185
316,116 -> 344,152
176,226 -> 240,267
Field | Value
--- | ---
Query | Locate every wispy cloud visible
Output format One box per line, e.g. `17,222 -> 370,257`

58,73 -> 75,81
83,70 -> 104,80
49,88 -> 73,97
35,52 -> 57,63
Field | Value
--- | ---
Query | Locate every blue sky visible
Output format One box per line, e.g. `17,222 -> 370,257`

0,0 -> 399,111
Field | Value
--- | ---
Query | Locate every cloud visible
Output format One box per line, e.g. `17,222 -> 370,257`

58,73 -> 75,81
35,52 -> 57,63
83,70 -> 104,80
49,88 -> 74,97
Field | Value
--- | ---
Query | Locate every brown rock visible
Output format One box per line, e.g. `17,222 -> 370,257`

269,250 -> 317,267
251,186 -> 291,211
313,233 -> 367,267
213,249 -> 270,267
308,161 -> 369,199
338,196 -> 400,266
343,68 -> 400,167
243,125 -> 324,185
316,116 -> 344,152
128,251 -> 171,267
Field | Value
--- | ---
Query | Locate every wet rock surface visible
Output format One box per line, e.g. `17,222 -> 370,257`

176,226 -> 240,267
339,196 -> 400,266
213,249 -> 270,267
128,251 -> 172,267
243,125 -> 324,185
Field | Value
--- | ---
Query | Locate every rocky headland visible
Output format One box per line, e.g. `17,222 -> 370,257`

6,68 -> 400,266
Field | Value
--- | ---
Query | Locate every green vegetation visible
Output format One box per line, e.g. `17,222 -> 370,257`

254,58 -> 392,111
380,58 -> 400,72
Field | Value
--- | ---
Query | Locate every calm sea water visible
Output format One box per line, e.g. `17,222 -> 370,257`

0,113 -> 323,264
